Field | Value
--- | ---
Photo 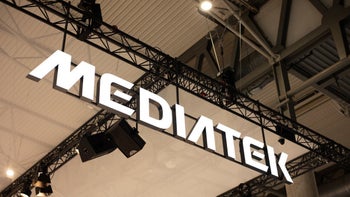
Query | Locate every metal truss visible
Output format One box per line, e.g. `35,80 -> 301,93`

0,109 -> 119,197
1,0 -> 350,196
218,149 -> 330,196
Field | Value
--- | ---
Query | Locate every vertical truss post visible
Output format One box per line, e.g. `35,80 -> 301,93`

275,0 -> 292,52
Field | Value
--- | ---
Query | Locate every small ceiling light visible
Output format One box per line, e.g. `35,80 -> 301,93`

200,0 -> 213,11
6,168 -> 14,178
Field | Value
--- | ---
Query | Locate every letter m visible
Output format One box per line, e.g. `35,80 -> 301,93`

28,50 -> 95,101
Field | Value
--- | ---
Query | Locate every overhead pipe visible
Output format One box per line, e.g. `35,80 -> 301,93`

203,10 -> 274,63
223,0 -> 278,60
281,56 -> 350,100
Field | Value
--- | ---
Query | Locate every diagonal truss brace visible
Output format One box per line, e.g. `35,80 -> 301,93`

0,0 -> 349,196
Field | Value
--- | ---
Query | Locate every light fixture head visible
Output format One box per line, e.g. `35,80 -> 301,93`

35,185 -> 53,196
34,173 -> 51,188
200,0 -> 213,11
78,0 -> 96,11
107,119 -> 146,158
278,138 -> 285,145
20,188 -> 32,197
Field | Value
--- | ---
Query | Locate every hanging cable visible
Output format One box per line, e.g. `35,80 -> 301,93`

206,18 -> 222,75
61,2 -> 70,52
208,31 -> 222,75
238,11 -> 242,93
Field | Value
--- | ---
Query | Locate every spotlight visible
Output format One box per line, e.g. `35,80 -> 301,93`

20,182 -> 32,197
78,0 -> 96,11
35,185 -> 53,197
107,119 -> 146,158
34,173 -> 50,188
34,172 -> 52,196
200,0 -> 213,11
278,138 -> 285,145
77,0 -> 103,40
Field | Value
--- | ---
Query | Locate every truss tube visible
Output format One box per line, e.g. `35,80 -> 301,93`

218,150 -> 329,197
0,110 -> 117,197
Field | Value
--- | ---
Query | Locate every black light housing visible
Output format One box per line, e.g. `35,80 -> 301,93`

77,0 -> 96,11
276,125 -> 296,145
34,173 -> 50,188
77,0 -> 103,40
77,132 -> 117,162
34,171 -> 52,196
107,119 -> 146,158
35,185 -> 53,197
20,182 -> 32,197
77,119 -> 145,162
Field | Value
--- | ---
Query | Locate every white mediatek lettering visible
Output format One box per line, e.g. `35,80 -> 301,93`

27,50 -> 95,101
278,152 -> 293,184
138,88 -> 172,130
173,104 -> 186,139
252,149 -> 265,161
187,116 -> 216,151
242,136 -> 268,172
216,123 -> 241,160
98,73 -> 134,117
266,145 -> 278,177
28,50 -> 70,80
28,51 -> 294,184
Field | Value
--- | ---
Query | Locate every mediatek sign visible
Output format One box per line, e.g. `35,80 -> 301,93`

28,50 -> 293,183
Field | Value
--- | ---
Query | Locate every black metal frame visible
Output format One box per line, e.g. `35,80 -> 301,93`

1,0 -> 349,196
218,147 -> 330,196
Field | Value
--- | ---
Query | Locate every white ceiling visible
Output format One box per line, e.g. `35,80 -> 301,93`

0,0 -> 349,196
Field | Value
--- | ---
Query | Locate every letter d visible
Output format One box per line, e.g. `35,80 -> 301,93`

138,88 -> 172,130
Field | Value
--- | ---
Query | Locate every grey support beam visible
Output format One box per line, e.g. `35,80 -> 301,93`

224,0 -> 276,59
329,21 -> 349,59
241,12 -> 272,52
236,3 -> 350,92
322,4 -> 350,59
290,65 -> 350,105
273,61 -> 296,120
285,56 -> 350,99
275,0 -> 292,52
236,25 -> 329,91
309,0 -> 328,15
279,25 -> 330,60
196,53 -> 205,71
204,9 -> 274,62
229,36 -> 240,69
178,36 -> 208,63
